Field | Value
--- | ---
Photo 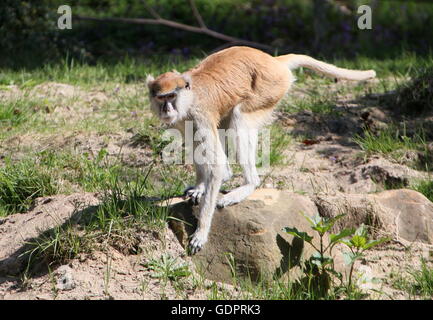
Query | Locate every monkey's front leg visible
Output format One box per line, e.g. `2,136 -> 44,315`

183,164 -> 206,206
188,127 -> 225,254
189,162 -> 223,254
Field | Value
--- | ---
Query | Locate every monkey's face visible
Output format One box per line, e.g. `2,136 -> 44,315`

146,72 -> 192,125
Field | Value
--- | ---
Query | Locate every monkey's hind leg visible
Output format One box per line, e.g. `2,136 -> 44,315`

217,108 -> 260,208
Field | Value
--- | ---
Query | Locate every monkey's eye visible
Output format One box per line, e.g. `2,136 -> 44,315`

156,93 -> 177,102
166,93 -> 176,100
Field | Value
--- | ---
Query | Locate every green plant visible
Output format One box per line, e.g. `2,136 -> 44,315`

353,125 -> 432,170
0,158 -> 58,216
395,259 -> 433,299
413,179 -> 433,202
339,224 -> 389,290
131,117 -> 171,159
390,67 -> 433,116
22,223 -> 92,272
283,213 -> 389,298
143,254 -> 191,283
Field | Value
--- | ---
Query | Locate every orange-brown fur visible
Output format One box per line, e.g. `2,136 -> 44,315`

189,47 -> 292,122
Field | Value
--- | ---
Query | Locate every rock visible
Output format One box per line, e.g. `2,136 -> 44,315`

168,189 -> 344,284
371,189 -> 433,243
314,189 -> 433,244
359,158 -> 423,189
56,265 -> 75,291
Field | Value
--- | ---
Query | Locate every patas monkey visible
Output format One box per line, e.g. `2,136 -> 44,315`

147,46 -> 375,254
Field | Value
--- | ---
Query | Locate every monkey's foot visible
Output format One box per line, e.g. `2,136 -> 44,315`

216,184 -> 256,208
188,231 -> 207,255
183,184 -> 205,205
216,196 -> 239,208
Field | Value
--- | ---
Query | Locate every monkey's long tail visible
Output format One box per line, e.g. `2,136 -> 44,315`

276,54 -> 376,81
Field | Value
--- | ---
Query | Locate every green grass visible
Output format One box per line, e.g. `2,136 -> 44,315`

408,260 -> 433,299
131,117 -> 172,159
353,127 -> 416,155
0,55 -> 199,88
0,96 -> 49,138
23,223 -> 92,270
143,254 -> 191,283
388,67 -> 433,116
394,259 -> 433,299
353,125 -> 432,170
21,165 -> 183,270
0,158 -> 58,216
40,148 -> 123,193
282,93 -> 340,116
258,123 -> 293,167
413,179 -> 433,202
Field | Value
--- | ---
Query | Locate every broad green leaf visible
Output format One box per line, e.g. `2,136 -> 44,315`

330,228 -> 355,244
312,225 -> 327,235
283,227 -> 313,243
324,214 -> 346,228
313,214 -> 346,235
342,251 -> 364,265
350,235 -> 367,248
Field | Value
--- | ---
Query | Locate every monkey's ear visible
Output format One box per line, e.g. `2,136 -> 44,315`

182,73 -> 192,90
146,74 -> 155,88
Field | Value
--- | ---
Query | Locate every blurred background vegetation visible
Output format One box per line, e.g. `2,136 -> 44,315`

1,0 -> 432,69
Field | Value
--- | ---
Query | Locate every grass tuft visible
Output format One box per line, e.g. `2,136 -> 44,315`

0,159 -> 58,216
413,179 -> 433,202
391,68 -> 433,116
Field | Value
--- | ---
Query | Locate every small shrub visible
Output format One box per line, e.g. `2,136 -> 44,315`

284,213 -> 389,298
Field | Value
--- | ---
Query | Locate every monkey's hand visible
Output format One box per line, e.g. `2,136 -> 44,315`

188,230 -> 207,255
183,184 -> 205,206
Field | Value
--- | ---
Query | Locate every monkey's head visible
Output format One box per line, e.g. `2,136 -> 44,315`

146,71 -> 192,125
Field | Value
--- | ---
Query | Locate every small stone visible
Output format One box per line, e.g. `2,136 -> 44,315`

56,265 -> 76,291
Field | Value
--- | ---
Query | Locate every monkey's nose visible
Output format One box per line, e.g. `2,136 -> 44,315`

162,102 -> 168,113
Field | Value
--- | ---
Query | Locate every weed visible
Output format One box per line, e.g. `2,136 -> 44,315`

267,124 -> 293,166
143,254 -> 191,283
284,214 -> 389,298
22,223 -> 92,271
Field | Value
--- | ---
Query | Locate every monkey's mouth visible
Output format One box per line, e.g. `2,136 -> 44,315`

160,112 -> 177,124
